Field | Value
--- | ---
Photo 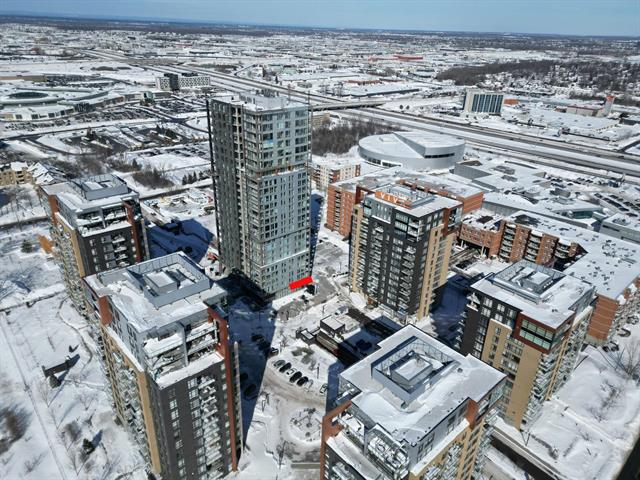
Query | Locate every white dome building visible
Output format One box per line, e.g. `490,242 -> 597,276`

358,131 -> 465,170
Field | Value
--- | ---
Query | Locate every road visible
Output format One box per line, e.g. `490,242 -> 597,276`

83,48 -> 640,181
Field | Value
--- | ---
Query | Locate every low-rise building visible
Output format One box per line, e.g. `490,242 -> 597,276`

456,260 -> 595,429
458,209 -> 505,257
463,89 -> 504,115
156,73 -> 211,91
84,253 -> 242,480
599,213 -> 640,245
0,161 -> 31,186
358,131 -> 465,170
321,325 -> 505,480
327,168 -> 482,238
312,157 -> 361,192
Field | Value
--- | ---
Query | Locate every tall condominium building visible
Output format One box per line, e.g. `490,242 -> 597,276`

349,184 -> 462,322
84,253 -> 242,480
209,93 -> 311,298
462,89 -> 504,115
40,174 -> 148,316
321,325 -> 505,480
456,260 -> 595,429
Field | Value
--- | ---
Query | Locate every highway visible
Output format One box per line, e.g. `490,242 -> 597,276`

84,49 -> 640,181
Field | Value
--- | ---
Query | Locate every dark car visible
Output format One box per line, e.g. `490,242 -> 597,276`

268,347 -> 279,357
240,372 -> 249,382
296,376 -> 309,387
251,334 -> 264,342
289,371 -> 302,383
279,362 -> 292,373
243,384 -> 257,398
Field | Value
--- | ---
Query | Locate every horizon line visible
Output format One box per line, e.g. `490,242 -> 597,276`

0,11 -> 638,39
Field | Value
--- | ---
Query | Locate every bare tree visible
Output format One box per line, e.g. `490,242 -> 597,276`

613,340 -> 640,380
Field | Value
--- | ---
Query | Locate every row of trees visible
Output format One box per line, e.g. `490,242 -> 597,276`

311,119 -> 394,156
437,60 -> 640,92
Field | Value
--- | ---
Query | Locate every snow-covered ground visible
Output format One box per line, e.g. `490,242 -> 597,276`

0,225 -> 145,480
496,321 -> 640,480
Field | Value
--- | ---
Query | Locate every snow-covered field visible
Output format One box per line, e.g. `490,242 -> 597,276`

0,225 -> 145,480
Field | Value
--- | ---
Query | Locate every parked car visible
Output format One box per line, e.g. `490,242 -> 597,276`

285,367 -> 296,376
320,383 -> 328,394
289,371 -> 302,383
296,376 -> 309,387
268,347 -> 279,357
279,362 -> 292,373
243,384 -> 257,399
273,359 -> 285,368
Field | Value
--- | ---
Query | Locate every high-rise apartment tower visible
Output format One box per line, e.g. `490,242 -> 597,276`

456,260 -> 595,429
84,253 -> 243,480
349,184 -> 462,322
40,174 -> 148,316
209,93 -> 311,298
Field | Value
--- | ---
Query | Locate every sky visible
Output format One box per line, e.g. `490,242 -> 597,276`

0,0 -> 638,37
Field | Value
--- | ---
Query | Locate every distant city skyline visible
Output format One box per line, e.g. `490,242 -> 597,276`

1,0 -> 639,37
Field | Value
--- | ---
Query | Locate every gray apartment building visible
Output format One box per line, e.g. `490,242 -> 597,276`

349,184 -> 463,322
40,173 -> 148,317
321,325 -> 505,480
84,252 -> 243,480
209,93 -> 311,298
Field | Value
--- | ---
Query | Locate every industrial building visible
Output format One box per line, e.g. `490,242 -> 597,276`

456,260 -> 595,429
462,89 -> 504,115
349,183 -> 462,322
209,93 -> 311,298
320,325 -> 505,480
40,174 -> 149,317
358,131 -> 465,170
84,253 -> 242,480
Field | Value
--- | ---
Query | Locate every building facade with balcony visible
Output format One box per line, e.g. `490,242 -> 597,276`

320,325 -> 505,480
84,253 -> 242,480
349,184 -> 463,322
456,260 -> 596,429
40,174 -> 148,317
496,211 -> 640,344
209,93 -> 311,298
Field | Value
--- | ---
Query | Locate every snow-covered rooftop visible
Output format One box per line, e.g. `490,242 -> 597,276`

506,211 -> 640,299
85,252 -> 227,332
339,325 -> 504,446
471,260 -> 595,329
368,183 -> 461,217
212,92 -> 307,112
42,173 -> 138,212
